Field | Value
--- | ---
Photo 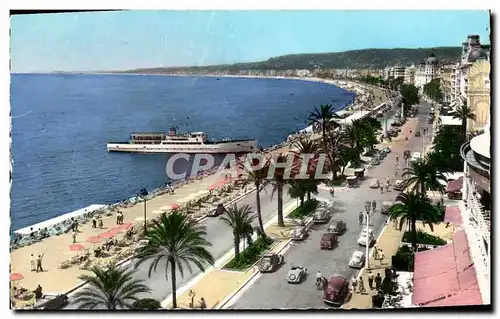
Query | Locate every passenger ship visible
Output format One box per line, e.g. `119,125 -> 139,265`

107,127 -> 258,154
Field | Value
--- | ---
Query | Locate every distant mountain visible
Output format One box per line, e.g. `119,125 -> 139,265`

119,47 -> 461,74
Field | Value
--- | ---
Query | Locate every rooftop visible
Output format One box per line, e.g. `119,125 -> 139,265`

470,131 -> 490,159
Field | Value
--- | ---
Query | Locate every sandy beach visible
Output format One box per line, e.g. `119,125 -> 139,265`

9,76 -> 389,305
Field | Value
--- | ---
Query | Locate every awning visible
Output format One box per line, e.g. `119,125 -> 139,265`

446,177 -> 463,193
444,206 -> 462,226
413,229 -> 481,306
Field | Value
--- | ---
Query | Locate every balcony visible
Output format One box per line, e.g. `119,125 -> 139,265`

460,141 -> 490,193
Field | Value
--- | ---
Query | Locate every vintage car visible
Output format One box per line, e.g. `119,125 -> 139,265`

382,147 -> 391,153
369,179 -> 380,189
415,131 -> 421,137
313,208 -> 330,224
370,157 -> 380,166
348,250 -> 365,269
207,203 -> 226,217
291,226 -> 308,241
381,201 -> 393,215
258,253 -> 284,273
327,220 -> 346,235
320,233 -> 338,250
393,180 -> 404,191
32,294 -> 69,310
357,228 -> 375,247
323,275 -> 349,306
287,264 -> 307,283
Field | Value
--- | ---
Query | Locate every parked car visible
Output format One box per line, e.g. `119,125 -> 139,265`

411,152 -> 422,162
258,253 -> 284,273
369,179 -> 380,188
32,294 -> 69,310
357,228 -> 375,246
320,233 -> 338,250
313,209 -> 330,224
291,226 -> 308,241
207,203 -> 226,217
415,131 -> 421,137
383,147 -> 391,153
381,201 -> 393,215
393,180 -> 404,191
371,158 -> 380,166
348,251 -> 365,269
323,275 -> 349,306
327,220 -> 346,235
287,264 -> 307,283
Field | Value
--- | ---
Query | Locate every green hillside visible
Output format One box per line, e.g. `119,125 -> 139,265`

121,47 -> 461,73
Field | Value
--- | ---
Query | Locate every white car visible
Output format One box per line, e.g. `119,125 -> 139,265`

369,179 -> 380,188
349,251 -> 366,269
411,152 -> 422,162
357,228 -> 375,246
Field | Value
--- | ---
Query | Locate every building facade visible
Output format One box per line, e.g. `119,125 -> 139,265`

439,64 -> 455,103
466,60 -> 490,131
404,65 -> 415,85
414,53 -> 439,90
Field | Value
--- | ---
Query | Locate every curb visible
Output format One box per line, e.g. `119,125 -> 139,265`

195,187 -> 257,223
217,237 -> 293,309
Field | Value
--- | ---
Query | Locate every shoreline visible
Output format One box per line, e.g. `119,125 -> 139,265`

11,75 -> 377,242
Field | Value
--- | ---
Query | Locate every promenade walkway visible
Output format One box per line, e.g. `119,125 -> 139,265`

10,168 -> 236,294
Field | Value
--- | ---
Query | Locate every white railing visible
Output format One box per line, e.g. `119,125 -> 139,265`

461,169 -> 490,304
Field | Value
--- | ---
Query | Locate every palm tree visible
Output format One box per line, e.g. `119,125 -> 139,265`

135,211 -> 214,309
452,103 -> 476,138
402,156 -> 449,195
388,192 -> 440,250
220,204 -> 257,262
240,156 -> 269,237
72,264 -> 151,310
268,154 -> 289,227
322,131 -> 351,179
308,104 -> 340,147
287,179 -> 306,207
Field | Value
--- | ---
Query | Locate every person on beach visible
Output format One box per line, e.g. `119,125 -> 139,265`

98,217 -> 103,229
72,230 -> 77,244
30,227 -> 35,239
74,219 -> 79,232
116,212 -> 120,225
30,254 -> 35,272
34,284 -> 43,300
92,215 -> 97,228
36,255 -> 43,272
199,297 -> 207,309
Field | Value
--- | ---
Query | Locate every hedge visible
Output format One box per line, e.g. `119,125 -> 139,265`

223,236 -> 274,271
391,245 -> 414,272
132,298 -> 161,310
288,199 -> 319,219
402,230 -> 447,246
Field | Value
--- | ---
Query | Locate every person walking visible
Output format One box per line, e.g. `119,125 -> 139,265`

372,200 -> 377,212
36,255 -> 43,273
378,250 -> 386,264
368,272 -> 375,290
116,211 -> 120,225
98,217 -> 103,229
30,254 -> 35,272
373,245 -> 379,260
351,277 -> 358,294
359,212 -> 364,226
380,185 -> 384,194
358,277 -> 366,293
375,273 -> 383,290
92,216 -> 97,228
72,230 -> 77,244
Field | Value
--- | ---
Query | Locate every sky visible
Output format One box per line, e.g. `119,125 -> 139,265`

10,10 -> 491,73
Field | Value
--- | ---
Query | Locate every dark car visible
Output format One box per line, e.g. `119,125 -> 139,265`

313,209 -> 330,224
415,131 -> 421,137
327,220 -> 346,235
208,203 -> 226,217
32,294 -> 69,310
323,275 -> 349,306
258,253 -> 284,273
320,233 -> 338,250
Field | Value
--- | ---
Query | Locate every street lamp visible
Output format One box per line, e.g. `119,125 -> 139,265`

364,201 -> 372,270
138,188 -> 149,236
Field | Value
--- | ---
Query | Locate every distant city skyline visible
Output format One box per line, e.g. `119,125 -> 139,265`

11,10 -> 490,73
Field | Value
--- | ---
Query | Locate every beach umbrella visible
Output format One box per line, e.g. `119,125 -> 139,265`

69,243 -> 84,252
171,203 -> 181,210
10,273 -> 23,281
98,232 -> 116,239
117,222 -> 133,230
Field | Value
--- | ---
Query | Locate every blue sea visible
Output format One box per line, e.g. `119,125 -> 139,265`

10,74 -> 354,231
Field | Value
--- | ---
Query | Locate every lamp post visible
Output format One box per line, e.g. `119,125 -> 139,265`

364,201 -> 372,270
139,188 -> 149,236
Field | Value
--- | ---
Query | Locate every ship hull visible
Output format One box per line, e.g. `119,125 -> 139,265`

107,140 -> 258,154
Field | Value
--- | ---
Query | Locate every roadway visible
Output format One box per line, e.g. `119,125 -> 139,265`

66,184 -> 293,308
227,101 -> 433,309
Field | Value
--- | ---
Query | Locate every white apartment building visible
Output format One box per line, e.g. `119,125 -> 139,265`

414,53 -> 439,90
404,65 -> 415,84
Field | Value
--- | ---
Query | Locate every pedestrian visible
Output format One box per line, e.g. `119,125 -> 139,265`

119,211 -> 124,224
359,212 -> 364,226
358,277 -> 366,293
199,297 -> 207,309
36,255 -> 43,273
379,250 -> 385,263
385,184 -> 389,192
116,211 -> 120,225
92,216 -> 97,228
98,217 -> 103,229
393,218 -> 398,230
72,230 -> 77,244
372,200 -> 377,212
368,271 -> 375,290
395,154 -> 399,162
373,245 -> 379,260
375,273 -> 382,290
74,219 -> 79,232
351,277 -> 358,294
30,254 -> 35,272
380,185 -> 384,194
34,284 -> 43,300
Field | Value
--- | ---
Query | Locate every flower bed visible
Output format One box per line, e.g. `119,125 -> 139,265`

223,236 -> 275,271
402,230 -> 447,246
288,199 -> 319,219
